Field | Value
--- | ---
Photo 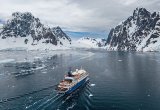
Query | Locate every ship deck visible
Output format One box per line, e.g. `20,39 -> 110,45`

56,69 -> 89,94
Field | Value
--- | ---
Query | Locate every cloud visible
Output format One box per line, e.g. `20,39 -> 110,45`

0,0 -> 159,32
117,0 -> 138,6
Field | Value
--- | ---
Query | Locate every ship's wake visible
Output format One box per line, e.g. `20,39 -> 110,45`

26,81 -> 93,110
0,80 -> 93,110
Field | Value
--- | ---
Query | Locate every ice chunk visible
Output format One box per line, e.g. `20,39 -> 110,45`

89,94 -> 93,97
34,57 -> 42,60
147,94 -> 151,97
0,59 -> 15,64
90,84 -> 96,87
42,71 -> 47,74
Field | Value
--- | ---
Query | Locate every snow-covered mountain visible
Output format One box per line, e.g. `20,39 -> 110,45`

52,26 -> 71,46
0,12 -> 71,50
72,37 -> 107,48
106,8 -> 160,52
65,31 -> 107,40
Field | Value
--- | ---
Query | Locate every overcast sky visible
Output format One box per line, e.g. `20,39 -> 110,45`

0,0 -> 160,32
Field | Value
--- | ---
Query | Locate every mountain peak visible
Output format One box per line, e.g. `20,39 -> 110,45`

133,7 -> 150,20
0,12 -> 71,50
52,26 -> 71,44
134,7 -> 148,13
55,26 -> 61,30
106,8 -> 160,52
12,12 -> 34,19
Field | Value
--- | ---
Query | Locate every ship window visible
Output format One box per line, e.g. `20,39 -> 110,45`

65,79 -> 72,83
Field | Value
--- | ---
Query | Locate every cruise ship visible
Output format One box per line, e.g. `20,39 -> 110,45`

56,68 -> 89,94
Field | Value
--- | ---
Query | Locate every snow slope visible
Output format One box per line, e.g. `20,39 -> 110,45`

0,35 -> 70,50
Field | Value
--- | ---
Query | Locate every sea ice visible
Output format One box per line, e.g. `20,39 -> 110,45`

90,84 -> 95,87
89,94 -> 93,97
0,59 -> 15,64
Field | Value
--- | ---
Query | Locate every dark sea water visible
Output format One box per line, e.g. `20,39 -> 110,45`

0,50 -> 160,110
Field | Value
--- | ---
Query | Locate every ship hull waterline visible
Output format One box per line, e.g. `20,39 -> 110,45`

58,76 -> 89,95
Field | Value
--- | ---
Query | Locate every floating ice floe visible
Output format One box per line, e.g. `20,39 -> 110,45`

118,60 -> 122,62
0,59 -> 15,64
42,71 -> 47,74
34,57 -> 42,60
40,53 -> 47,55
147,94 -> 151,97
90,84 -> 96,87
32,65 -> 46,71
89,94 -> 93,97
